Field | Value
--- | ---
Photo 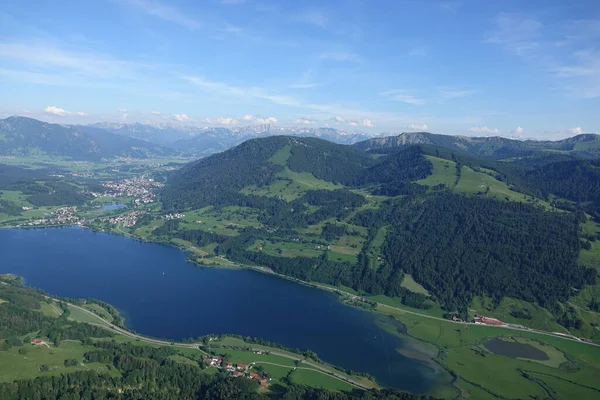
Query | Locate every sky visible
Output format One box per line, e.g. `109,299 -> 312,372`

0,0 -> 599,139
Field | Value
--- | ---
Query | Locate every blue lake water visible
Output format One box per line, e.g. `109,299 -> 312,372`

102,203 -> 127,211
0,226 -> 441,392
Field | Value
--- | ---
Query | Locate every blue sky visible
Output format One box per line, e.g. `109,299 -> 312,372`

0,0 -> 598,138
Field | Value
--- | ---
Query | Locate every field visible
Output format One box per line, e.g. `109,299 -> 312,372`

0,340 -> 117,383
289,368 -> 356,391
378,305 -> 600,399
241,168 -> 343,201
401,274 -> 431,296
470,295 -> 568,333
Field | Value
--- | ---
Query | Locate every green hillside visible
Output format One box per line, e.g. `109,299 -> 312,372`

157,136 -> 599,336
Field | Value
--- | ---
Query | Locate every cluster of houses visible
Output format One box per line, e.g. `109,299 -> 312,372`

102,177 -> 163,205
202,356 -> 270,387
102,210 -> 146,227
23,206 -> 80,227
164,213 -> 185,221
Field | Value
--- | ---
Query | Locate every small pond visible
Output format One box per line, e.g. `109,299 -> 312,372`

102,203 -> 127,211
484,338 -> 549,360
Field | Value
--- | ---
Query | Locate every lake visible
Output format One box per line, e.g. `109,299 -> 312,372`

0,226 -> 441,391
484,338 -> 549,360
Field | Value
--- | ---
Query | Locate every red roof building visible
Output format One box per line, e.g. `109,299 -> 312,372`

31,339 -> 43,345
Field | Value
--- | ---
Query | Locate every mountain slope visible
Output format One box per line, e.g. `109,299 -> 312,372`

355,131 -> 600,159
0,117 -> 178,160
159,136 -> 596,328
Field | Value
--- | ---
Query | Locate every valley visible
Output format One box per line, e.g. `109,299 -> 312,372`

2,122 -> 600,399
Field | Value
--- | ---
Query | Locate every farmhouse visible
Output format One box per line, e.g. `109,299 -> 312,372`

474,314 -> 504,326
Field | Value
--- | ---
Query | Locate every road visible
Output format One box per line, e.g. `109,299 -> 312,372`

235,265 -> 600,349
46,296 -> 373,390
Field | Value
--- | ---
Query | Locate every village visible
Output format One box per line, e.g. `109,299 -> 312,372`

202,355 -> 271,387
101,177 -> 163,205
101,210 -> 146,228
22,206 -> 81,227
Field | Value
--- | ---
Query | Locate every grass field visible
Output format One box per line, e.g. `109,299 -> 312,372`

378,305 -> 600,399
67,304 -> 112,327
180,206 -> 262,236
417,156 -> 457,188
401,274 -> 431,296
0,340 -> 116,383
289,368 -> 355,391
241,167 -> 343,201
470,295 -> 568,333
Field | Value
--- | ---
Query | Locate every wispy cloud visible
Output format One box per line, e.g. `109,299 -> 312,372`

0,41 -> 144,78
567,127 -> 583,135
183,75 -> 419,126
380,90 -> 425,105
407,123 -> 428,130
122,0 -> 201,30
486,13 -> 542,57
486,14 -> 600,98
330,116 -> 345,124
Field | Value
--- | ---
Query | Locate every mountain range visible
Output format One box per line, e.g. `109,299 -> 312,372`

1,116 -> 599,161
0,117 -> 177,160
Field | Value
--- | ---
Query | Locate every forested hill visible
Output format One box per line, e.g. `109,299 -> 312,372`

0,116 -> 178,160
159,135 -> 599,333
354,131 -> 600,159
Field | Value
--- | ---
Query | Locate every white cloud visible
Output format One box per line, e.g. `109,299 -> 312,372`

217,117 -> 239,125
44,106 -> 71,116
174,113 -> 191,122
468,126 -> 500,134
318,52 -> 360,62
254,116 -> 277,124
296,11 -> 327,28
347,119 -> 374,128
122,0 -> 200,30
296,117 -> 316,125
239,114 -> 277,124
76,111 -> 87,116
568,127 -> 583,135
380,90 -> 425,105
151,111 -> 161,115
331,116 -> 345,124
408,124 -> 429,130
117,108 -> 127,113
514,126 -> 524,135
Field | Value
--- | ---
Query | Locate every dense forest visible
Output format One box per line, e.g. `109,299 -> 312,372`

160,136 -> 599,319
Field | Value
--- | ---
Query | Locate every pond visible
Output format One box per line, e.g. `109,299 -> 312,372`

102,203 -> 127,211
0,226 -> 443,391
484,337 -> 549,360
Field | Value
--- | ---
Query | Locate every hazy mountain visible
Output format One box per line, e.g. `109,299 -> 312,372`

0,117 -> 178,160
354,131 -> 600,159
90,122 -> 380,155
